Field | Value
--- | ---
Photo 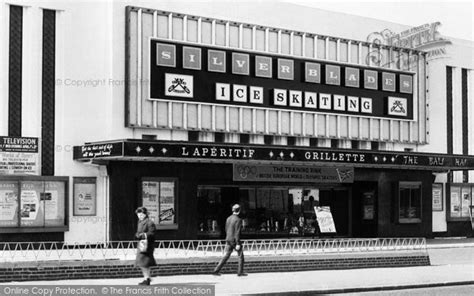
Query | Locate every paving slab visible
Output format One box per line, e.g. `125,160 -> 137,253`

1,262 -> 473,296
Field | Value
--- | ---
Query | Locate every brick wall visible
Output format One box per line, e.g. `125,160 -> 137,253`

0,254 -> 430,282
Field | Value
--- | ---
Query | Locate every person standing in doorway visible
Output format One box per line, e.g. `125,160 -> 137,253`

212,204 -> 246,276
135,207 -> 157,285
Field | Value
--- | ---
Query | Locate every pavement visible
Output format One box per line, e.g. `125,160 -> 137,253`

1,238 -> 473,296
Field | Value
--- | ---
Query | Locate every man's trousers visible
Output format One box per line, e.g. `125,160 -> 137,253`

213,243 -> 244,274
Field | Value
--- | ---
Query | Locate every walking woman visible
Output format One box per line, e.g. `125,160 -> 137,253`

135,207 -> 157,285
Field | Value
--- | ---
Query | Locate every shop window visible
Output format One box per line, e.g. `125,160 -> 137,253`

197,187 -> 222,237
254,188 -> 289,233
0,176 -> 68,233
197,186 -> 322,238
141,178 -> 178,229
397,182 -> 422,223
448,184 -> 473,221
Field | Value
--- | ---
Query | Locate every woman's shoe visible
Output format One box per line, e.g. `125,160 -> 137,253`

138,278 -> 151,285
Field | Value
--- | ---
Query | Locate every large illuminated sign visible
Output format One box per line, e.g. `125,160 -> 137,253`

150,39 -> 414,119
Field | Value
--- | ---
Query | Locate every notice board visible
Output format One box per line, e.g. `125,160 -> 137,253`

314,206 -> 336,233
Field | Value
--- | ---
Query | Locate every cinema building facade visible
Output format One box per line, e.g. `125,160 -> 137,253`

1,1 -> 473,243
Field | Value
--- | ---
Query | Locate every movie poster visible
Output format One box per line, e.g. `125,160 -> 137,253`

44,181 -> 65,226
73,177 -> 96,216
432,184 -> 443,211
159,182 -> 175,225
20,181 -> 43,227
450,187 -> 461,218
461,187 -> 471,218
142,181 -> 159,224
0,178 -> 66,229
0,181 -> 18,227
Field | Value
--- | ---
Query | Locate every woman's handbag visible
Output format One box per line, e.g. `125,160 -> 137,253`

138,233 -> 148,253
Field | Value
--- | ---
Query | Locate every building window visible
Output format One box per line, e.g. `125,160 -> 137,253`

371,141 -> 379,150
142,134 -> 156,140
188,131 -> 199,142
287,137 -> 296,146
264,135 -> 272,145
448,184 -> 473,221
310,138 -> 318,147
240,134 -> 250,144
197,186 -> 323,238
398,182 -> 422,223
351,140 -> 359,149
214,132 -> 225,143
0,176 -> 68,232
330,139 -> 338,148
141,178 -> 178,229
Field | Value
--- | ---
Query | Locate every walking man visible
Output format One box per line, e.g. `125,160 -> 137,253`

212,204 -> 246,276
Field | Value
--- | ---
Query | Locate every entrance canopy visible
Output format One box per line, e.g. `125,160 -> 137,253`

73,139 -> 474,171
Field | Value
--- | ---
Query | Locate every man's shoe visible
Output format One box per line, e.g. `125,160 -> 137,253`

211,271 -> 221,276
138,278 -> 151,285
237,273 -> 248,277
